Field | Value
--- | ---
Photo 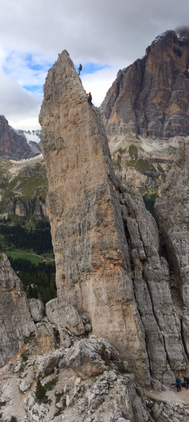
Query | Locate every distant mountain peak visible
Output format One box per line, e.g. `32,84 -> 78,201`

0,116 -> 41,160
100,29 -> 189,140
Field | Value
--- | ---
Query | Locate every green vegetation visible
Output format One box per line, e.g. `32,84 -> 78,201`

139,188 -> 160,219
128,144 -> 138,159
100,343 -> 111,368
21,350 -> 29,363
0,220 -> 53,255
35,378 -> 58,405
44,377 -> 58,391
112,159 -> 121,168
5,251 -> 52,265
0,159 -> 48,226
9,259 -> 56,304
0,218 -> 56,304
35,379 -> 50,404
114,147 -> 127,155
54,402 -> 66,417
116,361 -> 127,374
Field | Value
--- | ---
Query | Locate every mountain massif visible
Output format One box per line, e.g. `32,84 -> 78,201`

101,29 -> 189,139
100,29 -> 189,196
0,115 -> 41,160
1,31 -> 189,422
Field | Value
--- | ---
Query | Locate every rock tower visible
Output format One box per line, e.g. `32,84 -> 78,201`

39,51 -> 188,385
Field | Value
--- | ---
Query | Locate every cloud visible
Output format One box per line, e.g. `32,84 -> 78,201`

0,0 -> 189,128
81,66 -> 121,107
0,64 -> 41,129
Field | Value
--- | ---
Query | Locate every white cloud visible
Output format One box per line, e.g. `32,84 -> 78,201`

81,66 -> 121,107
0,64 -> 41,129
0,0 -> 188,128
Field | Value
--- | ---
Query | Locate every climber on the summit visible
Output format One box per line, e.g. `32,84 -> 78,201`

87,92 -> 92,105
78,64 -> 82,76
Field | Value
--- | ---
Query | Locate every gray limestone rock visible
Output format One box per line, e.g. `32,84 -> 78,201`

35,321 -> 56,352
0,253 -> 35,367
155,139 -> 189,353
29,298 -> 45,322
46,298 -> 85,339
39,50 -> 189,386
59,337 -> 123,379
35,350 -> 64,378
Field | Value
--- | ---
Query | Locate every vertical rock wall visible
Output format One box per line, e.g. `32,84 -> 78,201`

39,51 -> 188,385
100,30 -> 189,139
155,140 -> 189,355
0,254 -> 35,367
39,51 -> 150,382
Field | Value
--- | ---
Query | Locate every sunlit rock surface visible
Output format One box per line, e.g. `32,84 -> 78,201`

39,51 -> 189,385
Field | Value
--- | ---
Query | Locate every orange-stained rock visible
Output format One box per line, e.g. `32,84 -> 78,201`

39,51 -> 188,386
39,51 -> 150,384
100,30 -> 189,139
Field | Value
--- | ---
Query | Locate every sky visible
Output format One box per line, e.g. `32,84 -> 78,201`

0,0 -> 188,130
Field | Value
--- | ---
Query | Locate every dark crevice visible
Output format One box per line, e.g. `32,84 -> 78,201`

142,268 -> 171,375
159,230 -> 184,310
120,201 -> 153,378
181,316 -> 189,359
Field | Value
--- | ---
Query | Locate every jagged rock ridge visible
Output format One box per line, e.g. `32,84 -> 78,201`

100,30 -> 189,139
0,115 -> 41,160
39,50 -> 189,387
0,253 -> 35,367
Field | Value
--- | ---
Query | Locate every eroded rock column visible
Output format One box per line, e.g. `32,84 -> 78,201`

39,51 -> 150,383
0,254 -> 35,367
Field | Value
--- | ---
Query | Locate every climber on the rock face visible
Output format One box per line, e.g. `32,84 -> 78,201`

78,64 -> 82,76
176,378 -> 181,392
87,92 -> 92,104
184,377 -> 189,389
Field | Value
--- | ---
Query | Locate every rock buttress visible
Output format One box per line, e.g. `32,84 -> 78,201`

39,51 -> 188,385
155,140 -> 189,355
0,254 -> 35,367
39,51 -> 150,383
100,30 -> 189,139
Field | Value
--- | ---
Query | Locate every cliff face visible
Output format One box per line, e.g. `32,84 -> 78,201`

100,30 -> 189,139
0,116 -> 40,160
0,253 -> 35,366
155,140 -> 189,343
0,155 -> 48,221
39,51 -> 189,386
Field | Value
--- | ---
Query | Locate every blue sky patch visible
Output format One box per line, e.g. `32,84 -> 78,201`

74,62 -> 110,75
23,85 -> 44,96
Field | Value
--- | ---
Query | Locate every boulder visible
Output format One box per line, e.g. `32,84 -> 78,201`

35,350 -> 64,378
0,253 -> 35,367
29,298 -> 45,322
35,321 -> 56,352
59,338 -> 124,379
46,298 -> 85,338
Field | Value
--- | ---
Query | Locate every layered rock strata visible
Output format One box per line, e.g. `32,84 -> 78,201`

39,51 -> 150,383
39,51 -> 189,385
155,140 -> 189,351
0,253 -> 35,367
100,30 -> 189,139
0,115 -> 39,160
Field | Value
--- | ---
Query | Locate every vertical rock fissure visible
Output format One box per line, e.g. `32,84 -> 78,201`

160,230 -> 184,310
181,316 -> 189,359
143,272 -> 173,373
121,208 -> 153,376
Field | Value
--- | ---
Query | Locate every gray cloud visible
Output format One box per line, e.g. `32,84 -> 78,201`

0,0 -> 188,128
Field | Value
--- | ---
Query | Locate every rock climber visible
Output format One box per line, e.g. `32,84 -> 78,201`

78,64 -> 82,76
184,376 -> 189,389
87,92 -> 92,105
176,377 -> 181,392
